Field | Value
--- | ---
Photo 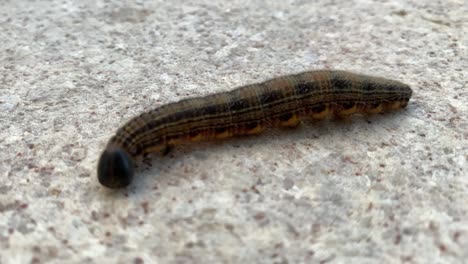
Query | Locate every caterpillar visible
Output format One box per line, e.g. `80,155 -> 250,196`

98,70 -> 412,188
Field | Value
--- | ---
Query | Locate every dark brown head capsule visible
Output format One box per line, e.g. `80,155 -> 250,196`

97,145 -> 134,188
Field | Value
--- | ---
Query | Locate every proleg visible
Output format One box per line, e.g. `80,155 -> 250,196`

97,70 -> 413,188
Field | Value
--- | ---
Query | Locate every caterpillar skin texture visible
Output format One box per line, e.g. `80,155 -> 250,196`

98,70 -> 412,188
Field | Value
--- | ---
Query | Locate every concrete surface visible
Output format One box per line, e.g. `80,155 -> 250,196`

0,0 -> 467,263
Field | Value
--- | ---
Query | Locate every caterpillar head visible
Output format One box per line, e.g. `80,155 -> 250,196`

97,145 -> 134,188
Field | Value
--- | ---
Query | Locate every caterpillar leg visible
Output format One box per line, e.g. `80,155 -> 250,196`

162,145 -> 173,156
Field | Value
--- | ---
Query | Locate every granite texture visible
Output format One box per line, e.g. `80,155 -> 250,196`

0,0 -> 467,263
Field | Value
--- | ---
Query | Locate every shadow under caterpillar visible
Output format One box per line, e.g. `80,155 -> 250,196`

98,70 -> 412,188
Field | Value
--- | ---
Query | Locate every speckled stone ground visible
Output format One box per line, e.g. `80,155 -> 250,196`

0,0 -> 467,263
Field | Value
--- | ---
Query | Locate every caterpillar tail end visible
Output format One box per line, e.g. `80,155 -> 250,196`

97,145 -> 134,189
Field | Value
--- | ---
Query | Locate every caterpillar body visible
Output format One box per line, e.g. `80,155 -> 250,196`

98,70 -> 412,188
